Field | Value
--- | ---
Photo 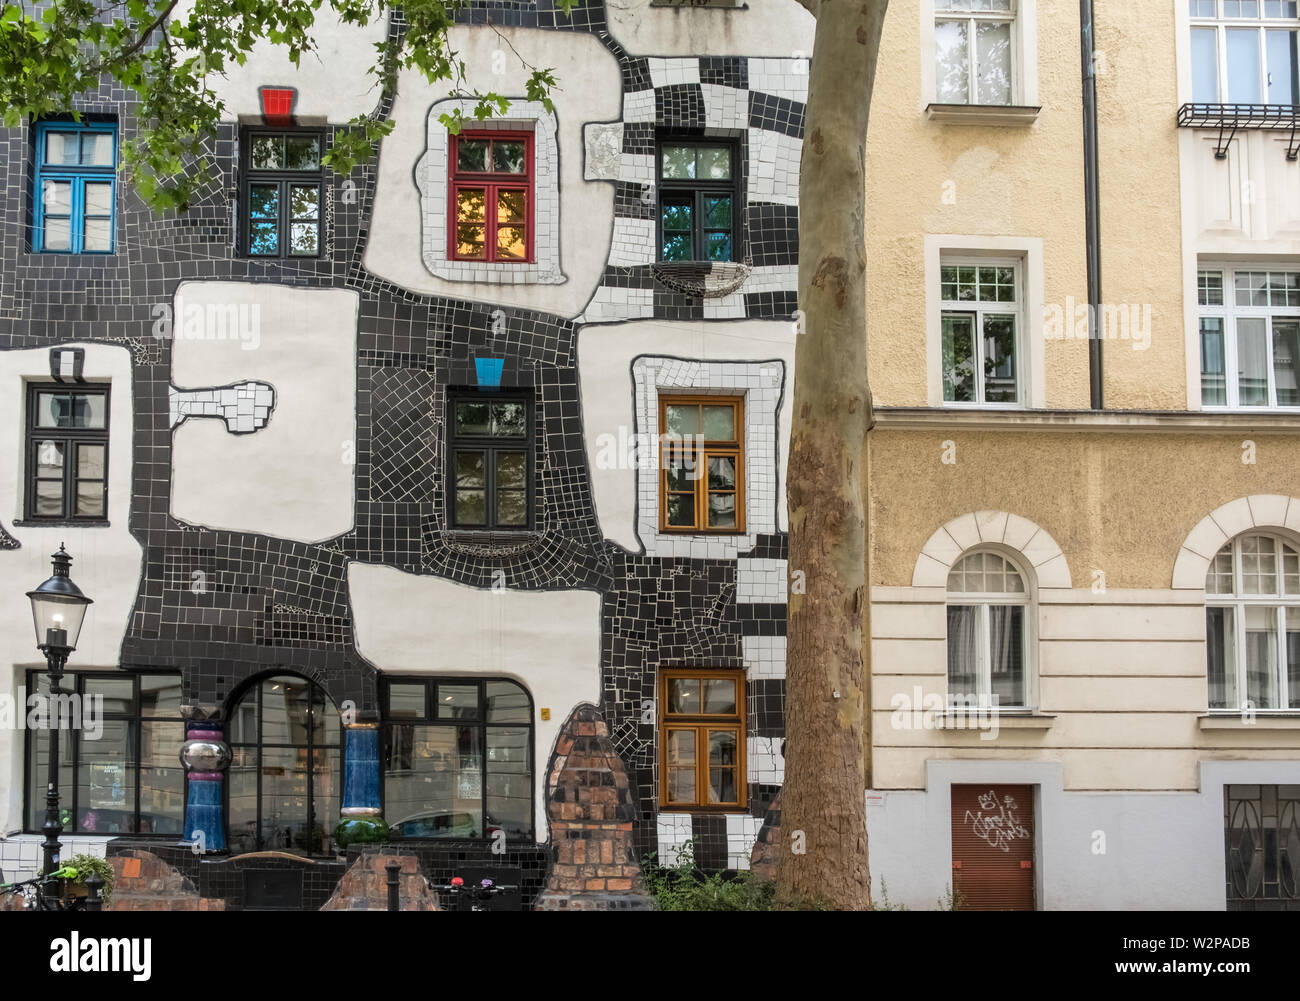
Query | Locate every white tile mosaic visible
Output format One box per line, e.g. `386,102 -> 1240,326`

744,634 -> 787,680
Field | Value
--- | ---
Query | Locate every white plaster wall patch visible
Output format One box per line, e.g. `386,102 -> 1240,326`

417,99 -> 565,285
583,122 -> 625,181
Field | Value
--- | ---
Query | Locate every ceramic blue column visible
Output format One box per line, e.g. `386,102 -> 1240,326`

180,721 -> 230,853
334,722 -> 388,849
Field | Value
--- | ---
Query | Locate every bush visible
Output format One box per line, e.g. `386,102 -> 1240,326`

640,839 -> 776,911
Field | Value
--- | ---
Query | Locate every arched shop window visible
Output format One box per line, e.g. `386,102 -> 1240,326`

382,678 -> 533,842
227,674 -> 341,855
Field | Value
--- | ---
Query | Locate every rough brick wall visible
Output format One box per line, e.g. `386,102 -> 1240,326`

320,848 -> 439,911
107,849 -> 226,911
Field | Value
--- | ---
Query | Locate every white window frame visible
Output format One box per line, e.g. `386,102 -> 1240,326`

1197,263 -> 1300,411
1188,0 -> 1300,105
946,550 -> 1034,711
921,0 -> 1038,111
1206,533 -> 1300,713
938,255 -> 1024,408
933,0 -> 1019,107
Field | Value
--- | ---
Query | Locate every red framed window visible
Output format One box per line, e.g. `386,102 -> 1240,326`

449,130 -> 534,263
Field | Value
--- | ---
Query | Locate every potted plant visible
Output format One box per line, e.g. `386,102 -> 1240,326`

62,854 -> 114,904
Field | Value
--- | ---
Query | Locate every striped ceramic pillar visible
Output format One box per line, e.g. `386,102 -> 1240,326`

334,722 -> 389,849
180,721 -> 230,853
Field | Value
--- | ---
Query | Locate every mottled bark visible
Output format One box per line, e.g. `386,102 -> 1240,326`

774,0 -> 886,911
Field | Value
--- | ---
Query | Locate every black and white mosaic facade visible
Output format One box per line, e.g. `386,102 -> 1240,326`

0,2 -> 803,875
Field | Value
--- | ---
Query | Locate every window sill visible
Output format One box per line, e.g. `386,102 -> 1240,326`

926,103 -> 1041,127
12,520 -> 111,529
444,529 -> 542,552
936,711 -> 1056,731
1198,713 -> 1300,731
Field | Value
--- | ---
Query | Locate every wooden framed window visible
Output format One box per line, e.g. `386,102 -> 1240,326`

447,391 -> 532,530
241,130 -> 325,258
658,394 -> 745,533
448,131 -> 534,263
659,670 -> 746,810
25,383 -> 109,521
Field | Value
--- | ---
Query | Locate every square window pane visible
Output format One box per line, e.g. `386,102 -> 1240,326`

497,189 -> 527,223
41,179 -> 71,216
661,233 -> 693,261
975,21 -> 1013,104
662,146 -> 695,179
697,146 -> 731,180
496,489 -> 528,526
43,216 -> 71,252
249,220 -> 279,255
492,140 -> 527,173
989,605 -> 1026,706
708,767 -> 737,804
667,768 -> 696,803
947,605 -> 980,699
457,187 -> 487,222
496,224 -> 527,260
456,451 -> 485,488
456,490 -> 486,525
661,201 -> 692,232
387,682 -> 426,719
1199,271 -> 1225,306
290,185 -> 319,220
84,675 -> 136,714
1267,30 -> 1300,104
456,223 -> 485,259
45,132 -> 81,165
942,314 -> 976,402
83,218 -> 112,252
35,438 -> 64,473
665,492 -> 695,527
289,221 -> 319,256
935,20 -> 971,104
707,455 -> 736,490
436,684 -> 479,720
458,139 -> 488,172
75,481 -> 105,517
665,404 -> 700,436
247,184 -> 280,219
251,135 -> 284,170
139,721 -> 185,835
283,136 -> 320,170
486,681 -> 530,723
80,131 -> 114,167
492,402 -> 527,437
708,729 -> 737,765
83,181 -> 113,216
1244,605 -> 1280,709
35,479 -> 64,517
496,452 -> 527,490
140,675 -> 182,718
702,405 -> 735,440
703,679 -> 737,715
705,231 -> 732,262
703,195 -> 732,228
667,728 -> 697,763
668,678 -> 700,715
456,402 -> 490,435
664,463 -> 696,491
707,493 -> 736,528
77,719 -> 137,833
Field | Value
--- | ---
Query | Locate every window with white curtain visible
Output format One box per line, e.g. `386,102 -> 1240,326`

947,551 -> 1030,709
1198,266 -> 1300,409
1189,1 -> 1300,105
935,0 -> 1018,106
1206,533 -> 1300,711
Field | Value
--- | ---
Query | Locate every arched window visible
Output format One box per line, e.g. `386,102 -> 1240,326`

227,674 -> 341,855
947,551 -> 1030,709
1206,533 -> 1300,712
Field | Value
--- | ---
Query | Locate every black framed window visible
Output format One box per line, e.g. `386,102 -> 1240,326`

227,674 -> 341,855
26,383 -> 109,521
657,138 -> 740,263
241,130 -> 324,258
383,678 -> 533,842
447,392 -> 532,530
24,672 -> 185,835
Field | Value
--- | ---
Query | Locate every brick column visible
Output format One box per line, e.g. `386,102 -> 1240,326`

535,705 -> 653,910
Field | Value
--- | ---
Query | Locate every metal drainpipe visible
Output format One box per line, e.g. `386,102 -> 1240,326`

1081,0 -> 1104,410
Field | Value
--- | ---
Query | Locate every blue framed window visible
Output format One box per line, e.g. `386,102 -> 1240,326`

33,119 -> 117,254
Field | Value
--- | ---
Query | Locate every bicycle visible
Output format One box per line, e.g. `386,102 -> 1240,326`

0,866 -> 88,911
430,877 -> 519,912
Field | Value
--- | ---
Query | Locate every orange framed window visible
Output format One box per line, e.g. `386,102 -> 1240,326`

448,130 -> 534,263
658,395 -> 745,533
659,669 -> 746,810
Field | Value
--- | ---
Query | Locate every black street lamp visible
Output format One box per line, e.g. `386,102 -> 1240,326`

26,545 -> 92,905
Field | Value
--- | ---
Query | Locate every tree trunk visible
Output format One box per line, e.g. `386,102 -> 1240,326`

775,0 -> 887,911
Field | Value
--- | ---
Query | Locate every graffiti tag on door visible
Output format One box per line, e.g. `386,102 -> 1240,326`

964,789 -> 1031,853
